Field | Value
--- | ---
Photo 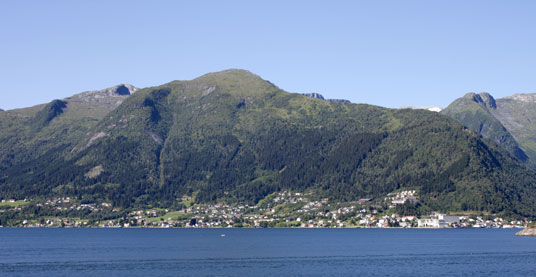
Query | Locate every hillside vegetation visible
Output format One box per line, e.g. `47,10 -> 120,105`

1,70 -> 536,218
443,92 -> 536,170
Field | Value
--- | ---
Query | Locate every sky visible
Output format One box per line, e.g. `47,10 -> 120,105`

1,0 -> 536,110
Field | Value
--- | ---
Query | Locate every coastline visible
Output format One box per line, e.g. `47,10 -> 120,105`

515,226 -> 536,236
0,225 -> 526,229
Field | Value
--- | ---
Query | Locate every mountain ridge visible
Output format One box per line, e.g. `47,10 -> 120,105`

301,92 -> 351,103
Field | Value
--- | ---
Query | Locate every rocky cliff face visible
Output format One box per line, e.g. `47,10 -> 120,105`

302,92 -> 325,100
478,92 -> 496,109
462,92 -> 497,109
61,84 -> 138,120
66,84 -> 138,108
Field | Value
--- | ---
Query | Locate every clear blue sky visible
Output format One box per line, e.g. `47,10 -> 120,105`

1,1 -> 536,110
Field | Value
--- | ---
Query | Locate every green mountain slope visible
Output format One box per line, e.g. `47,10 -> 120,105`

443,92 -> 536,170
2,70 -> 536,217
442,92 -> 529,165
493,93 -> 536,165
0,84 -> 137,175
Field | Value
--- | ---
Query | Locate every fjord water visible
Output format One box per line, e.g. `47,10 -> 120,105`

0,229 -> 534,276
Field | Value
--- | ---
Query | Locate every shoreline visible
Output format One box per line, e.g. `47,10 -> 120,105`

515,226 -> 536,236
0,226 -> 526,229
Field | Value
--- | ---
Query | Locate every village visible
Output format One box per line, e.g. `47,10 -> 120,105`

0,190 -> 530,228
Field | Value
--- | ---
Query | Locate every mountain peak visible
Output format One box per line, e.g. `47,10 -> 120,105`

101,84 -> 138,96
479,92 -> 496,109
443,91 -> 530,165
462,92 -> 481,102
195,69 -> 262,82
111,84 -> 138,95
69,84 -> 138,100
185,69 -> 279,97
56,84 -> 139,119
462,92 -> 496,109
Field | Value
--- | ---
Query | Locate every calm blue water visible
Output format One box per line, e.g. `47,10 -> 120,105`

0,228 -> 535,276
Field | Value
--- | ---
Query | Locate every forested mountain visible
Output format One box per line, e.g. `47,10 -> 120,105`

2,70 -> 536,218
442,93 -> 529,165
0,84 -> 137,176
443,92 -> 536,170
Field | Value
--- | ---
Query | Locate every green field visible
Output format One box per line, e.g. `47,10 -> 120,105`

0,200 -> 30,208
146,210 -> 188,223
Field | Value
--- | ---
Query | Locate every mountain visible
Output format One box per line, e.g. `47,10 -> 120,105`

442,92 -> 535,168
493,93 -> 536,165
63,84 -> 139,119
0,84 -> 137,180
2,70 -> 536,218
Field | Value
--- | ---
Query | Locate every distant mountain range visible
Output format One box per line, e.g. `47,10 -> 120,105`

1,69 -> 536,218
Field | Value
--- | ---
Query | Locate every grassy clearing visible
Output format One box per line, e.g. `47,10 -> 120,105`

0,200 -> 30,207
146,210 -> 188,223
